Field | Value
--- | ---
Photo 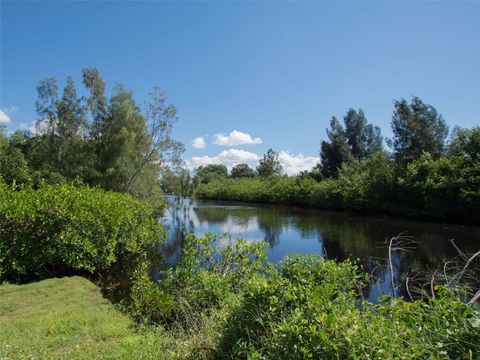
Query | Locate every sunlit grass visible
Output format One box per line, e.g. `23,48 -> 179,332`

0,276 -> 200,360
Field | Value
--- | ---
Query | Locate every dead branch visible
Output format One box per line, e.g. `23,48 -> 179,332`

451,249 -> 480,287
468,290 -> 480,306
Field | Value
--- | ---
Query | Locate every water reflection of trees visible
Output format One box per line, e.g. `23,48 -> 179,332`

162,197 -> 480,300
193,202 -> 478,271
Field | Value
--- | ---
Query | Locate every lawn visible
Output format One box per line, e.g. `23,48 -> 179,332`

0,277 -> 190,360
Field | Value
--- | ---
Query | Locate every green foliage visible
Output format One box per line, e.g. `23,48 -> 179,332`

398,153 -> 480,222
128,234 -> 480,359
128,233 -> 267,327
161,168 -> 193,196
194,164 -> 228,184
0,145 -> 31,185
220,260 -> 479,359
337,151 -> 395,210
449,126 -> 480,161
344,108 -> 383,159
195,149 -> 479,223
256,149 -> 282,177
0,68 -> 184,211
0,182 -> 165,282
320,109 -> 382,178
390,97 -> 449,162
230,163 -> 256,178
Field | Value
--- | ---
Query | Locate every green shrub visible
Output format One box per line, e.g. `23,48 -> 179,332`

220,256 -> 480,359
128,233 -> 268,327
0,182 -> 165,282
125,234 -> 480,358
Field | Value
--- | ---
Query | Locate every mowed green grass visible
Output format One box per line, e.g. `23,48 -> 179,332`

0,276 -> 195,360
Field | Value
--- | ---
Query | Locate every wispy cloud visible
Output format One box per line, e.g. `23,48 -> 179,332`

0,109 -> 11,123
3,105 -> 19,115
192,136 -> 206,149
213,130 -> 262,146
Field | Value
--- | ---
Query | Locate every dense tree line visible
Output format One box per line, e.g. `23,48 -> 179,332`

0,68 -> 184,211
161,148 -> 283,196
195,97 -> 480,224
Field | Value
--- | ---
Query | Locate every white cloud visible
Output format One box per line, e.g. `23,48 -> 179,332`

185,149 -> 260,170
278,151 -> 319,176
213,130 -> 262,146
192,136 -> 206,149
0,110 -> 11,123
20,119 -> 49,135
185,148 -> 319,176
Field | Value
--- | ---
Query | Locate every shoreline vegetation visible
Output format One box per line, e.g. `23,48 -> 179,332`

181,100 -> 479,226
1,182 -> 480,359
194,148 -> 480,225
1,69 -> 479,358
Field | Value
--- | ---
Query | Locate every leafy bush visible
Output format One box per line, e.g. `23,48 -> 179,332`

128,233 -> 267,327
399,153 -> 480,222
127,234 -> 480,358
0,182 -> 165,282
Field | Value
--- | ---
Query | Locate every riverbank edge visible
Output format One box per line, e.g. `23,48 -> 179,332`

192,193 -> 480,227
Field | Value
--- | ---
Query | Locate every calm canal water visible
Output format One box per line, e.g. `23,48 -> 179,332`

159,196 -> 480,301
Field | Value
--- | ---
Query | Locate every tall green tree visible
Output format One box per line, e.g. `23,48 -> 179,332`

320,117 -> 352,178
344,109 -> 367,158
96,85 -> 149,192
390,97 -> 449,162
320,110 -> 382,178
35,77 -> 58,135
257,149 -> 282,177
82,67 -> 108,139
33,76 -> 88,178
364,123 -> 383,157
124,87 -> 184,193
0,127 -> 31,185
344,108 -> 383,159
231,163 -> 256,178
19,67 -> 183,209
55,76 -> 88,178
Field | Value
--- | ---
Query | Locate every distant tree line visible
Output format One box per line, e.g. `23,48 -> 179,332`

0,68 -> 184,211
194,97 -> 480,223
161,148 -> 284,196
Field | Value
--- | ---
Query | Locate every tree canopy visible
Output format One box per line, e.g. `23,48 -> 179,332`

194,164 -> 228,184
390,97 -> 448,162
320,109 -> 382,178
0,68 -> 184,211
257,149 -> 282,177
231,163 -> 256,178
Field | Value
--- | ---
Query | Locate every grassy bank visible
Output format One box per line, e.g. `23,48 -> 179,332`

0,276 -> 205,360
1,242 -> 479,359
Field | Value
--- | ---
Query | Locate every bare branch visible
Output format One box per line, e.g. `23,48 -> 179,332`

451,249 -> 480,287
449,239 -> 468,261
468,290 -> 480,306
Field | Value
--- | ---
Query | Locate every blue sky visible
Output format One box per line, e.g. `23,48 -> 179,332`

1,1 -> 479,174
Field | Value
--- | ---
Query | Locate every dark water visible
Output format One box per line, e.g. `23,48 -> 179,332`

160,196 -> 480,302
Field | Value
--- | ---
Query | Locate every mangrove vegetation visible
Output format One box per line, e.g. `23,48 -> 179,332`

1,69 -> 479,359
